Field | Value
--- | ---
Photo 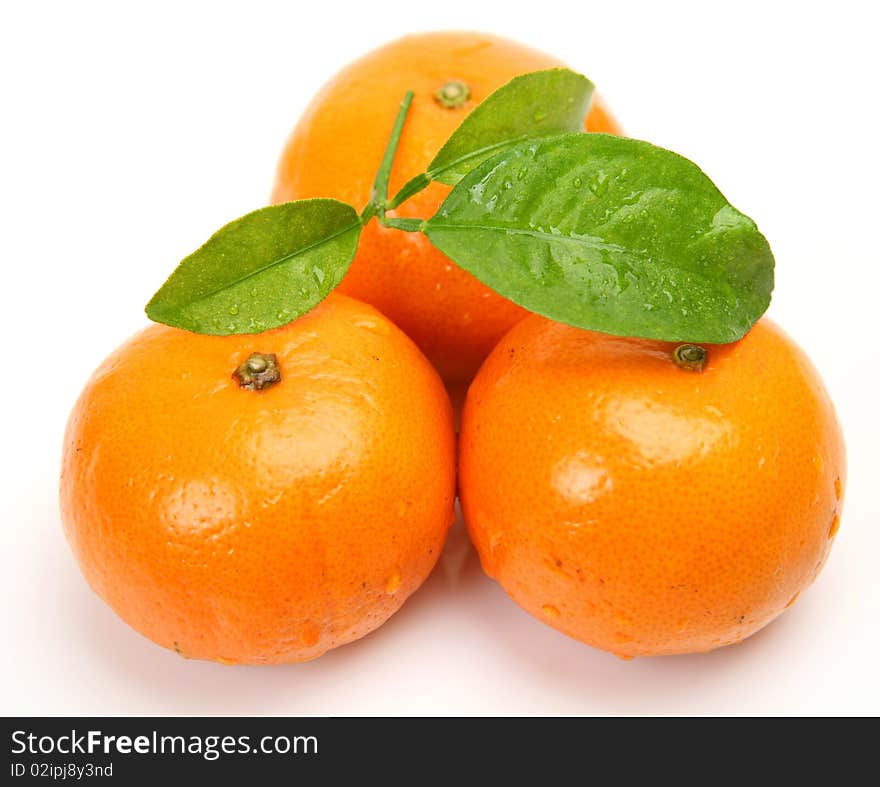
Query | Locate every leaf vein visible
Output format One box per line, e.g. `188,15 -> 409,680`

426,222 -> 731,294
181,219 -> 361,307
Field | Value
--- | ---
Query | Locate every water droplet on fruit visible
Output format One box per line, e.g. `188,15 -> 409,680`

834,476 -> 842,500
313,267 -> 326,285
353,317 -> 389,335
299,621 -> 321,648
228,304 -> 239,315
542,604 -> 560,619
385,571 -> 402,594
533,109 -> 548,121
828,513 -> 841,539
785,592 -> 800,609
572,176 -> 583,188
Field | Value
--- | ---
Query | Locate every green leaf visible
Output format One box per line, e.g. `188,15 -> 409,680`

387,69 -> 593,209
146,199 -> 361,334
430,69 -> 593,185
423,133 -> 774,343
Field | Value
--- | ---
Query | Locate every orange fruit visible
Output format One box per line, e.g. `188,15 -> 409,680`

60,293 -> 456,664
459,316 -> 845,657
272,32 -> 622,386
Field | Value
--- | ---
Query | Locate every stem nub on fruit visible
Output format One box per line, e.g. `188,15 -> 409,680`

233,353 -> 281,391
434,80 -> 471,109
673,344 -> 707,372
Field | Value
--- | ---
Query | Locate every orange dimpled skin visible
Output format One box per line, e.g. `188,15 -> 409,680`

60,294 -> 456,664
272,32 -> 622,385
459,317 -> 845,657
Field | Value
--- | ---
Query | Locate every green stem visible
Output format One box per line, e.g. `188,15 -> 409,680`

380,216 -> 425,232
371,90 -> 414,211
386,172 -> 433,210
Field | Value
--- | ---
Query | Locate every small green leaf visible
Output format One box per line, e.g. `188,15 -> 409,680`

146,199 -> 361,334
424,133 -> 774,343
387,69 -> 593,209
429,69 -> 593,185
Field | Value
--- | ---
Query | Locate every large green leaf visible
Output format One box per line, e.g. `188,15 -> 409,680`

146,199 -> 361,334
424,133 -> 774,343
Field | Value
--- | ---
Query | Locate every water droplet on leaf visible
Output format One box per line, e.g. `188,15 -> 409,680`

588,171 -> 610,196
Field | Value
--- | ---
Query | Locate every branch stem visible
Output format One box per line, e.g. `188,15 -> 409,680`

370,91 -> 415,212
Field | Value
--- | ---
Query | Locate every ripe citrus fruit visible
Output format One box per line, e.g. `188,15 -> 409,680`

271,32 -> 622,386
60,293 -> 456,664
459,316 -> 845,657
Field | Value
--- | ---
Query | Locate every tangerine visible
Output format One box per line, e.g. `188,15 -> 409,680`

60,293 -> 456,664
272,31 -> 622,386
459,316 -> 845,657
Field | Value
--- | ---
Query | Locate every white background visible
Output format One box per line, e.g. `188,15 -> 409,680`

2,1 -> 878,715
